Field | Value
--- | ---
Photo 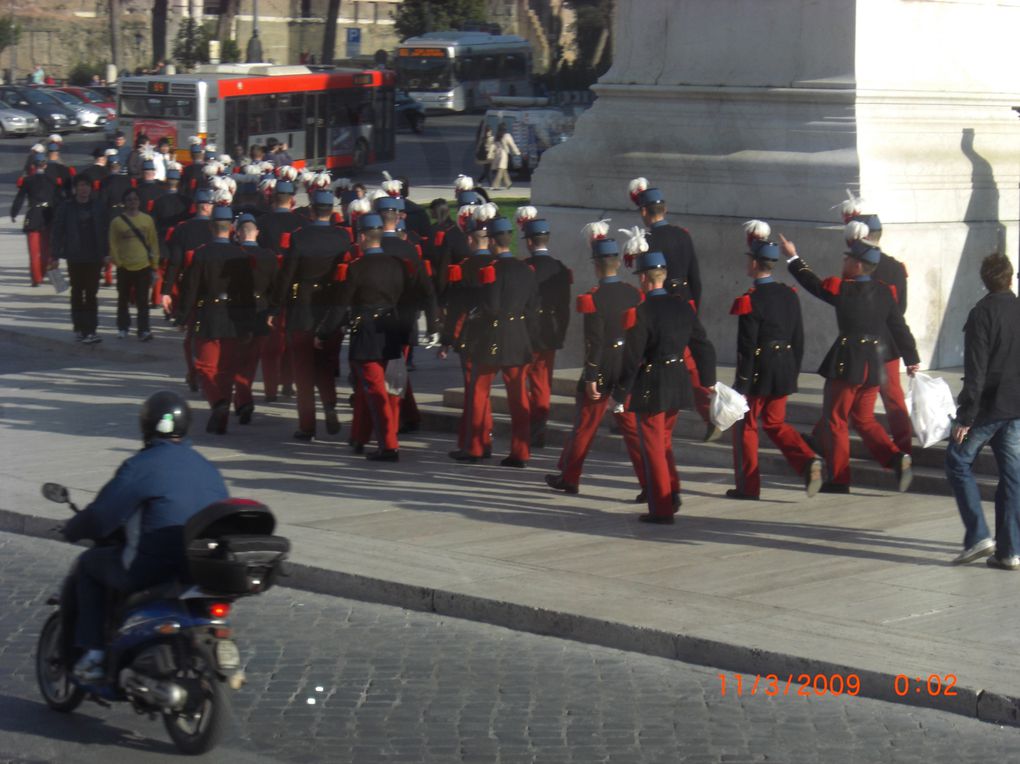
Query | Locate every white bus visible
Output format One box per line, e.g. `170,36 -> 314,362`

395,31 -> 532,113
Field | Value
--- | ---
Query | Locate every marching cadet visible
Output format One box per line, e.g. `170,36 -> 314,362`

627,177 -> 716,441
150,162 -> 189,304
77,146 -> 112,189
545,233 -> 645,496
316,213 -> 425,461
727,220 -> 823,500
11,152 -> 59,286
180,137 -> 206,199
176,204 -> 253,434
272,189 -> 352,441
780,233 -> 920,493
450,212 -> 539,468
98,155 -> 135,217
426,198 -> 455,292
516,206 -> 571,448
616,233 -> 717,524
234,213 -> 279,424
44,136 -> 75,200
136,157 -> 168,216
162,187 -> 215,390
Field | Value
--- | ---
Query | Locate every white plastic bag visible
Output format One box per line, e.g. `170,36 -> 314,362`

48,266 -> 68,294
709,381 -> 749,432
385,356 -> 407,397
905,372 -> 955,448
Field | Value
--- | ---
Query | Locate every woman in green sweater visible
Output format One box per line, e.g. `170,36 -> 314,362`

108,188 -> 159,340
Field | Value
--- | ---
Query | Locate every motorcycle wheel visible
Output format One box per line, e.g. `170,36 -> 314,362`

35,611 -> 85,712
163,664 -> 229,755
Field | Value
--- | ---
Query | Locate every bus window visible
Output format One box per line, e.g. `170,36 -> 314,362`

478,56 -> 500,79
224,97 -> 250,151
503,53 -> 526,77
395,56 -> 452,91
278,92 -> 304,131
121,95 -> 196,119
456,57 -> 476,82
248,95 -> 275,133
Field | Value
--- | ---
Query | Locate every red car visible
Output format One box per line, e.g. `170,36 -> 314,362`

56,86 -> 116,119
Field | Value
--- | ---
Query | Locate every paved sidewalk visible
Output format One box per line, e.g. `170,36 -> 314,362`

1,220 -> 1018,728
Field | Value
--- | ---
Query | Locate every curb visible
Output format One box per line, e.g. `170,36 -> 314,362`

2,506 -> 1016,727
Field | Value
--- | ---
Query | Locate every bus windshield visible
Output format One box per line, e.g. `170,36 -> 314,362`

395,57 -> 452,92
120,95 -> 196,119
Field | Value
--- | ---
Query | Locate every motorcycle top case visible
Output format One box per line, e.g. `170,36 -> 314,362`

183,499 -> 290,595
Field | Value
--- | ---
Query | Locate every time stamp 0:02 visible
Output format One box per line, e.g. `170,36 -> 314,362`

718,673 -> 958,698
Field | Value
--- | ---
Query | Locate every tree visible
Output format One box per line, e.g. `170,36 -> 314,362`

0,15 -> 21,60
392,0 -> 486,41
213,0 -> 241,49
152,0 -> 168,65
172,17 -> 209,70
322,0 -> 340,65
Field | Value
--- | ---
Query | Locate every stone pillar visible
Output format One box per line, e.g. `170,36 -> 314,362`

532,0 -> 1020,369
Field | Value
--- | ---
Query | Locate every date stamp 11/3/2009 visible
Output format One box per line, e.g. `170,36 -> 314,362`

718,673 -> 959,699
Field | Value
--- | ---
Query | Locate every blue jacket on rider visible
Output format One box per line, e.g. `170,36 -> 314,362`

63,438 -> 228,581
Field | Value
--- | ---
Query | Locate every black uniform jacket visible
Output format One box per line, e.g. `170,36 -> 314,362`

956,291 -> 1020,427
256,208 -> 307,254
576,276 -> 643,394
11,173 -> 59,231
275,222 -> 352,333
152,192 -> 191,260
77,163 -> 109,189
381,234 -> 438,339
645,220 -> 701,306
435,225 -> 472,302
468,252 -> 539,368
525,250 -> 572,353
318,247 -> 407,361
441,250 -> 496,351
177,239 -> 257,339
618,290 -> 717,414
788,257 -> 920,386
137,181 -> 168,216
242,241 -> 280,337
872,251 -> 909,361
98,173 -> 135,215
180,163 -> 205,199
44,161 -> 75,200
163,216 -> 213,297
730,279 -> 804,397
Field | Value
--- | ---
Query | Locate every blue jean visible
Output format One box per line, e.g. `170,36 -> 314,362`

945,418 -> 1020,555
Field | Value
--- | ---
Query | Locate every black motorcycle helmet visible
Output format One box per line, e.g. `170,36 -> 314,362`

140,391 -> 191,443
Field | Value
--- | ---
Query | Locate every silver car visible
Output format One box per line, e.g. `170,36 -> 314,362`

0,105 -> 40,137
43,88 -> 108,132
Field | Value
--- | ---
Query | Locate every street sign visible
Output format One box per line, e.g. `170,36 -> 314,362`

346,28 -> 362,58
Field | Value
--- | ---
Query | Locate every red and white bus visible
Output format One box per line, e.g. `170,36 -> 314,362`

116,64 -> 396,171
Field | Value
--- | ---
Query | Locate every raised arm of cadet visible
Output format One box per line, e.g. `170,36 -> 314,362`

780,234 -> 837,306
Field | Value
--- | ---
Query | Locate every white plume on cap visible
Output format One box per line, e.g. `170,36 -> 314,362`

275,165 -> 299,182
205,142 -> 217,152
299,169 -> 317,186
453,174 -> 474,192
844,220 -> 871,243
332,177 -> 352,191
381,170 -> 402,196
203,161 -> 223,177
515,206 -> 539,227
188,135 -> 202,146
48,133 -> 63,144
628,177 -> 648,196
742,219 -> 771,241
212,188 -> 233,205
308,171 -> 331,189
30,143 -> 44,154
368,188 -> 388,202
473,202 -> 499,224
348,197 -> 372,218
166,161 -> 182,172
838,188 -> 865,217
240,163 -> 258,177
104,148 -> 118,158
218,154 -> 233,166
141,147 -> 155,161
581,218 -> 612,242
258,161 -> 276,175
258,177 -> 277,193
621,226 -> 649,256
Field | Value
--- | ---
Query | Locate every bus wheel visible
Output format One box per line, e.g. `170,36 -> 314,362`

352,138 -> 369,173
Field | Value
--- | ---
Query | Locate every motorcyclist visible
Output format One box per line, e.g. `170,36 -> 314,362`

62,391 -> 229,681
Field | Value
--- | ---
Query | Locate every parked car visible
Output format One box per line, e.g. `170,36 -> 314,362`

0,104 -> 40,137
56,86 -> 116,119
41,88 -> 108,131
395,89 -> 426,134
0,86 -> 79,133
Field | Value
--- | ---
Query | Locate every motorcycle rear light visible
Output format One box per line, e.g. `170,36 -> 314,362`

209,602 -> 231,619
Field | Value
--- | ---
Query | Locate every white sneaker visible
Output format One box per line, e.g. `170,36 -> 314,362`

986,555 -> 1020,571
117,330 -> 128,339
82,333 -> 102,345
952,537 -> 995,564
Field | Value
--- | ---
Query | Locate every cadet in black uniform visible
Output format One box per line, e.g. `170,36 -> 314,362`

12,153 -> 59,286
44,139 -> 75,200
235,212 -> 279,424
180,140 -> 206,200
434,191 -> 480,301
136,158 -> 168,216
77,146 -> 111,190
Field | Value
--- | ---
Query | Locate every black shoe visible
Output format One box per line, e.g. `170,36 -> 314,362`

449,449 -> 480,464
530,432 -> 546,449
281,384 -> 295,398
725,488 -> 759,501
545,474 -> 579,494
347,393 -> 356,407
672,491 -> 682,510
703,423 -> 723,442
367,449 -> 399,462
893,453 -> 913,493
348,440 -> 366,454
186,373 -> 199,392
264,394 -> 278,403
638,513 -> 675,525
205,403 -> 229,435
324,408 -> 341,435
804,457 -> 824,497
398,421 -> 420,434
482,446 -> 493,459
237,404 -> 254,425
634,490 -> 647,503
500,456 -> 527,468
819,482 -> 850,494
293,429 -> 314,441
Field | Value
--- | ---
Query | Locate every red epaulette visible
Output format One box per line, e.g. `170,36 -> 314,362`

479,265 -> 496,285
527,263 -> 536,272
55,177 -> 62,187
68,167 -> 76,177
188,203 -> 196,215
622,306 -> 637,330
130,179 -> 137,188
330,211 -> 343,225
888,283 -> 899,303
184,249 -> 196,268
16,176 -> 24,188
414,243 -> 423,258
146,200 -> 154,213
448,263 -> 463,283
822,276 -> 842,296
165,226 -> 175,242
336,263 -> 349,282
729,294 -> 752,316
789,285 -> 797,293
424,260 -> 433,277
576,293 -> 596,314
92,180 -> 100,192
279,231 -> 291,250
402,258 -> 417,277
275,253 -> 284,267
434,230 -> 446,248
189,179 -> 197,191
637,290 -> 646,303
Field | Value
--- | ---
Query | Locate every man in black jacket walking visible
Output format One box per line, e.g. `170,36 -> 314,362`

946,253 -> 1020,569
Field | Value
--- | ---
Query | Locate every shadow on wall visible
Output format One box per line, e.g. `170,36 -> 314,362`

933,128 -> 1008,367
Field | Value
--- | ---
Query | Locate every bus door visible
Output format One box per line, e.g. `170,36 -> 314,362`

373,86 -> 395,162
305,92 -> 328,167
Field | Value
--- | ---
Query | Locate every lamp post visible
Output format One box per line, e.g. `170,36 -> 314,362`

134,30 -> 143,71
245,0 -> 262,63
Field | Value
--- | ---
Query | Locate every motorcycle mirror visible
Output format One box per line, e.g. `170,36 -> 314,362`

41,483 -> 70,504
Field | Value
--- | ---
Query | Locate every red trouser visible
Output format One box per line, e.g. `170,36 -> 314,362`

395,345 -> 420,428
558,393 -> 645,488
457,356 -> 492,451
290,330 -> 340,434
234,336 -> 264,411
466,363 -> 530,460
150,261 -> 166,306
635,410 -> 680,517
527,350 -> 555,439
352,360 -> 398,450
194,337 -> 240,408
881,358 -> 913,454
350,370 -> 372,446
820,379 -> 901,486
103,260 -> 113,286
260,317 -> 294,398
26,229 -> 51,285
683,348 -> 712,424
733,395 -> 816,497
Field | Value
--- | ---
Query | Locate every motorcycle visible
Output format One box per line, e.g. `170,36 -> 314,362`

35,484 -> 289,754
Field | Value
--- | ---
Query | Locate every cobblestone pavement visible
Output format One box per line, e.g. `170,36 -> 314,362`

0,532 -> 1018,764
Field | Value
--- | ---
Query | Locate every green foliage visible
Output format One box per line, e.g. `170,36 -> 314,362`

67,61 -> 109,86
0,15 -> 21,56
220,37 -> 241,64
172,17 -> 209,70
393,0 -> 487,41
